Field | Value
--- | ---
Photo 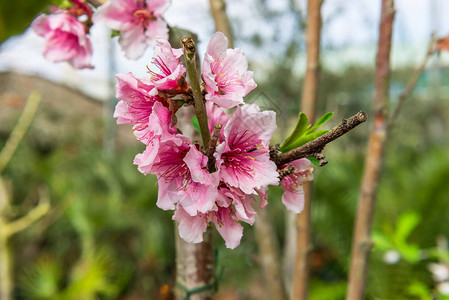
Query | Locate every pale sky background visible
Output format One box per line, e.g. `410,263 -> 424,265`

0,0 -> 448,99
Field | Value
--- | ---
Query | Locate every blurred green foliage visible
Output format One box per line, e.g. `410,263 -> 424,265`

0,0 -> 54,43
2,61 -> 448,299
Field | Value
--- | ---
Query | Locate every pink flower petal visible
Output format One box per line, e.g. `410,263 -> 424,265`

173,206 -> 208,244
214,207 -> 243,249
202,32 -> 257,109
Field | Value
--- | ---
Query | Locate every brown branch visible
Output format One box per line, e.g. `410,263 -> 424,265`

291,1 -> 323,297
346,1 -> 395,299
275,111 -> 368,166
85,0 -> 102,8
209,0 -> 234,47
278,165 -> 295,180
389,35 -> 436,129
181,37 -> 211,148
207,123 -> 222,172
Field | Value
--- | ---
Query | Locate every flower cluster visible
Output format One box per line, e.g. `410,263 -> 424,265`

114,32 -> 314,248
31,0 -> 170,68
30,0 -> 315,246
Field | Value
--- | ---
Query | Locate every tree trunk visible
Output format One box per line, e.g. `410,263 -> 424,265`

346,1 -> 395,299
292,0 -> 322,298
175,228 -> 215,300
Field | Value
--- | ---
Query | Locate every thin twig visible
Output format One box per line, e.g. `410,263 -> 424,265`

3,187 -> 50,238
389,35 -> 436,129
181,37 -> 211,147
0,91 -> 42,174
275,111 -> 368,166
207,123 -> 222,173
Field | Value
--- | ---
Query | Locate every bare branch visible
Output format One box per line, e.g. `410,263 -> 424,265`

3,187 -> 50,238
0,91 -> 41,174
389,34 -> 436,129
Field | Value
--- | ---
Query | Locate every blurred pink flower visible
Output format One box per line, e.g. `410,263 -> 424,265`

202,32 -> 257,109
31,13 -> 93,69
93,0 -> 170,59
280,158 -> 314,213
215,104 -> 279,194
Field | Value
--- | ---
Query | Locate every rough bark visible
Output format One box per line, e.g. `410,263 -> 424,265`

292,0 -> 322,298
175,229 -> 215,300
346,1 -> 395,299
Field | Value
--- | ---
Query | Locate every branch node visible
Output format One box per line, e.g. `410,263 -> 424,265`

278,165 -> 295,180
207,123 -> 222,172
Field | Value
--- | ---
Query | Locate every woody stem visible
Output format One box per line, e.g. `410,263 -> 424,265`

181,37 -> 211,147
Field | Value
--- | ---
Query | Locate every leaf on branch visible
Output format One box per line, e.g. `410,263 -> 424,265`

279,112 -> 309,152
190,116 -> 201,133
306,156 -> 320,167
280,112 -> 333,153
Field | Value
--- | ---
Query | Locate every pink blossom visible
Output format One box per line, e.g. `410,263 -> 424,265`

136,140 -> 218,215
148,39 -> 187,93
31,13 -> 93,69
132,102 -> 181,170
113,72 -> 169,143
218,186 -> 257,225
173,205 -> 243,249
93,0 -> 170,60
215,104 -> 279,194
202,32 -> 257,109
280,158 -> 314,213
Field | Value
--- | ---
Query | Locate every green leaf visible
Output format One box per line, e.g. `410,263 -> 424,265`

372,231 -> 394,250
281,129 -> 328,152
306,156 -> 320,167
395,211 -> 420,243
397,242 -> 420,263
280,113 -> 309,152
407,281 -> 432,300
191,116 -> 201,133
307,112 -> 334,133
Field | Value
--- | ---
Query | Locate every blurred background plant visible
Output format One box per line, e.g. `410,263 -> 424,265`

1,0 -> 449,299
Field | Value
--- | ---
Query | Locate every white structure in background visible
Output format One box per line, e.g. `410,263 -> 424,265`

0,0 -> 448,100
